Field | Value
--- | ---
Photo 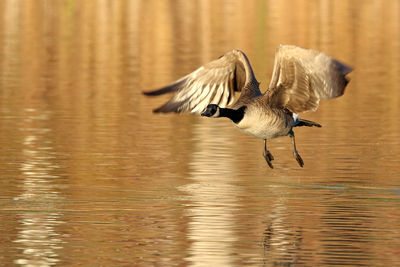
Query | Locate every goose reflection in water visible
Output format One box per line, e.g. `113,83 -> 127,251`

262,200 -> 303,266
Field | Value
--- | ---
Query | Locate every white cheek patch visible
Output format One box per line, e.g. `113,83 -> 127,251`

212,108 -> 220,118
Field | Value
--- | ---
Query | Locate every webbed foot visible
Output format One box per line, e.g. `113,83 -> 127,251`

263,139 -> 275,169
263,149 -> 274,169
294,152 -> 304,167
289,130 -> 304,168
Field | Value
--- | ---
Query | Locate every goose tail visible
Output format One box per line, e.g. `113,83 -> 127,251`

294,119 -> 322,128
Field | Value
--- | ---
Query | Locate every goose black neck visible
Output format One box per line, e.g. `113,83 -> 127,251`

219,106 -> 246,124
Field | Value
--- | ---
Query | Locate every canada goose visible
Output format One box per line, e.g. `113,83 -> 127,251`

143,45 -> 353,168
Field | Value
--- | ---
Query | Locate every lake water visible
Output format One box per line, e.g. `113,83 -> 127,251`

1,0 -> 400,266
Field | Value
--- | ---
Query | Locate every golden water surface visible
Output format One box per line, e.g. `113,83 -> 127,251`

1,0 -> 400,266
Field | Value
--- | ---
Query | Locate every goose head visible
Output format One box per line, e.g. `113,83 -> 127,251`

201,104 -> 220,118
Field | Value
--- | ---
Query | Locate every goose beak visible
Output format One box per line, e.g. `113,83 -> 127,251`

201,110 -> 210,117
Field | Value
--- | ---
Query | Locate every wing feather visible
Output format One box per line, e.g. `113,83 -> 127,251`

265,45 -> 353,113
143,50 -> 260,114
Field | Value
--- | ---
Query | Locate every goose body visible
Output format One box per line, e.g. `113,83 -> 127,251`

143,45 -> 353,168
234,101 -> 293,140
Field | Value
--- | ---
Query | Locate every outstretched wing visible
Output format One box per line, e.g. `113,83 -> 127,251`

265,45 -> 353,113
143,50 -> 260,114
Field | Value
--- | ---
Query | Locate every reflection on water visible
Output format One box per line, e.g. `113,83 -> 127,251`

0,0 -> 400,266
13,109 -> 64,266
262,200 -> 303,266
319,198 -> 376,266
180,119 -> 240,266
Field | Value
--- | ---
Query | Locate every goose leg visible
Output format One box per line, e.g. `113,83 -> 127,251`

263,139 -> 274,169
289,130 -> 304,167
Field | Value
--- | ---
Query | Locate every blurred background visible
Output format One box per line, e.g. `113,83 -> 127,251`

0,0 -> 400,266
